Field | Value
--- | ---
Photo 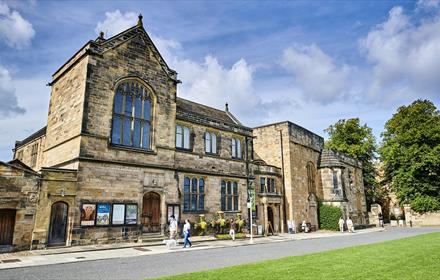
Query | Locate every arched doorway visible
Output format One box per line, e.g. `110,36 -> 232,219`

142,192 -> 160,233
48,202 -> 68,246
267,207 -> 274,235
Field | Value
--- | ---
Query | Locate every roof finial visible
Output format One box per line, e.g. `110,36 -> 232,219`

137,13 -> 143,27
99,31 -> 104,39
225,102 -> 229,112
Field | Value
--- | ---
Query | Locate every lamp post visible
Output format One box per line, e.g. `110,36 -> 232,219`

248,182 -> 254,244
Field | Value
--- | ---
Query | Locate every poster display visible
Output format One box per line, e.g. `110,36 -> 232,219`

96,203 -> 111,225
112,204 -> 125,225
125,204 -> 138,225
80,203 -> 96,226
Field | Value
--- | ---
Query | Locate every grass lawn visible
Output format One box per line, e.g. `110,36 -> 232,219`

158,232 -> 440,280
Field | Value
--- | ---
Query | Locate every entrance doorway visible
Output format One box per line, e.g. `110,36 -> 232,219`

142,192 -> 161,233
48,202 -> 68,246
267,207 -> 274,235
0,209 -> 16,245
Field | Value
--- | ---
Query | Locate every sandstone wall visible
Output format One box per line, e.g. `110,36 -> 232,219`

0,163 -> 39,251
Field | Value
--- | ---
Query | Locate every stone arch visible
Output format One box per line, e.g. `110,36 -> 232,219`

142,192 -> 161,233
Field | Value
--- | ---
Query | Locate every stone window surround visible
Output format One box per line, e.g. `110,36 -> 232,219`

110,78 -> 156,152
231,137 -> 243,159
204,131 -> 218,155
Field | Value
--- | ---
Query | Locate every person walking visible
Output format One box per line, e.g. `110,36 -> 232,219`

169,215 -> 178,240
346,217 -> 355,233
183,219 -> 192,248
229,218 -> 236,241
338,217 -> 345,233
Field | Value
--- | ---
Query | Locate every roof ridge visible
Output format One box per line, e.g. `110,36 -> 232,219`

177,97 -> 226,114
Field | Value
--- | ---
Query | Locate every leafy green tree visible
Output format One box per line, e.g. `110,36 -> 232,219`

324,118 -> 378,209
379,100 -> 440,212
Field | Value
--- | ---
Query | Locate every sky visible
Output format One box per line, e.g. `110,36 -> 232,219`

1,0 -> 440,161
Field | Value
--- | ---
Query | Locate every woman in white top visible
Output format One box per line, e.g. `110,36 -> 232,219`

183,219 -> 192,248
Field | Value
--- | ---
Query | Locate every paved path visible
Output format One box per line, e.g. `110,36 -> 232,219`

0,227 -> 439,279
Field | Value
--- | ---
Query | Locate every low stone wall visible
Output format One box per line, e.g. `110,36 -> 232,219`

404,205 -> 440,227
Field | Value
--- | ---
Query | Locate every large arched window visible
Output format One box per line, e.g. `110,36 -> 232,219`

307,162 -> 316,194
111,80 -> 152,149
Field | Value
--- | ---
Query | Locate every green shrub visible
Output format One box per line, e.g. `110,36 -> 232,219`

319,204 -> 342,231
411,195 -> 440,213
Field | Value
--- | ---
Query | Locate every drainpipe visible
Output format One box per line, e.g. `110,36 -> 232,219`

279,130 -> 287,233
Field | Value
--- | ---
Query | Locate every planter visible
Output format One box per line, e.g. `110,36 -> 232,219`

390,220 -> 398,227
398,220 -> 404,227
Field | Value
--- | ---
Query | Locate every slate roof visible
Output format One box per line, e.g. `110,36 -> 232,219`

318,149 -> 362,168
176,97 -> 249,129
15,126 -> 46,149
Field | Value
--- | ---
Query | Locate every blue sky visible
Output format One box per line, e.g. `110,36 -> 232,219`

1,0 -> 440,161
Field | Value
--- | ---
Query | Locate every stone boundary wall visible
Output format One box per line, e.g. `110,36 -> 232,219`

404,204 -> 440,226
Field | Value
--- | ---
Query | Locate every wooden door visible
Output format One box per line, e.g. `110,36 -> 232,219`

0,209 -> 16,245
142,192 -> 160,233
48,202 -> 68,246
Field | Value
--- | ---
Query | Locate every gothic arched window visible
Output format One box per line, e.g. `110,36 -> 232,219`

111,80 -> 152,149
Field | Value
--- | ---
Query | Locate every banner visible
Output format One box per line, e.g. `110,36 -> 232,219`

96,203 -> 110,226
112,204 -> 125,225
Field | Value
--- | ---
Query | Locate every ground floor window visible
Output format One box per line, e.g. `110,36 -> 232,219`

183,177 -> 205,212
221,180 -> 239,211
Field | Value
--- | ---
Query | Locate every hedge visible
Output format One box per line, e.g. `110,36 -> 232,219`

411,195 -> 440,213
319,204 -> 342,231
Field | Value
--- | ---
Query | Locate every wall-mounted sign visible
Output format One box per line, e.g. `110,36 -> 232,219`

96,203 -> 110,226
125,204 -> 138,225
112,204 -> 125,225
81,203 -> 96,226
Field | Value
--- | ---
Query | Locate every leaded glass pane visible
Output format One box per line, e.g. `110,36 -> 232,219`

133,120 -> 141,147
237,139 -> 241,158
134,95 -> 142,118
205,132 -> 211,152
191,178 -> 198,193
184,194 -> 190,211
111,116 -> 122,144
211,133 -> 217,154
114,90 -> 123,113
199,178 -> 204,194
143,99 -> 151,121
227,181 -> 232,195
176,125 -> 183,148
183,127 -> 190,149
142,123 -> 150,149
234,196 -> 238,211
191,194 -> 197,211
199,194 -> 204,210
233,182 -> 238,195
232,139 -> 236,158
124,95 -> 132,116
123,118 -> 131,145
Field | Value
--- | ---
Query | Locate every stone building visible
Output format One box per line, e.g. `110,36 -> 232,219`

0,16 -> 367,251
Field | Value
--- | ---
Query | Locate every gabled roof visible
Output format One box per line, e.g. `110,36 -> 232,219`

1,160 -> 39,175
176,97 -> 250,131
15,126 -> 46,149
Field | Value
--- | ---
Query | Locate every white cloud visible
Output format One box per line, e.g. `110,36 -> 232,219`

95,10 -> 138,37
281,44 -> 350,104
360,5 -> 440,101
0,1 -> 35,49
0,65 -> 25,117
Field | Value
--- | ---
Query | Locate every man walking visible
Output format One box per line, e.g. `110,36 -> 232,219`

183,219 -> 192,248
346,217 -> 355,233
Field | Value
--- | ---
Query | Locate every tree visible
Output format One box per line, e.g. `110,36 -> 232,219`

324,118 -> 379,209
379,100 -> 440,212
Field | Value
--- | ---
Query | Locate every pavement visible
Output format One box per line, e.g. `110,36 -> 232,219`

0,226 -> 439,279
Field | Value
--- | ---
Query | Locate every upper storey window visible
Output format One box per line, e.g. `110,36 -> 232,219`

111,81 -> 152,149
231,138 -> 242,159
204,132 -> 218,154
176,125 -> 190,150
